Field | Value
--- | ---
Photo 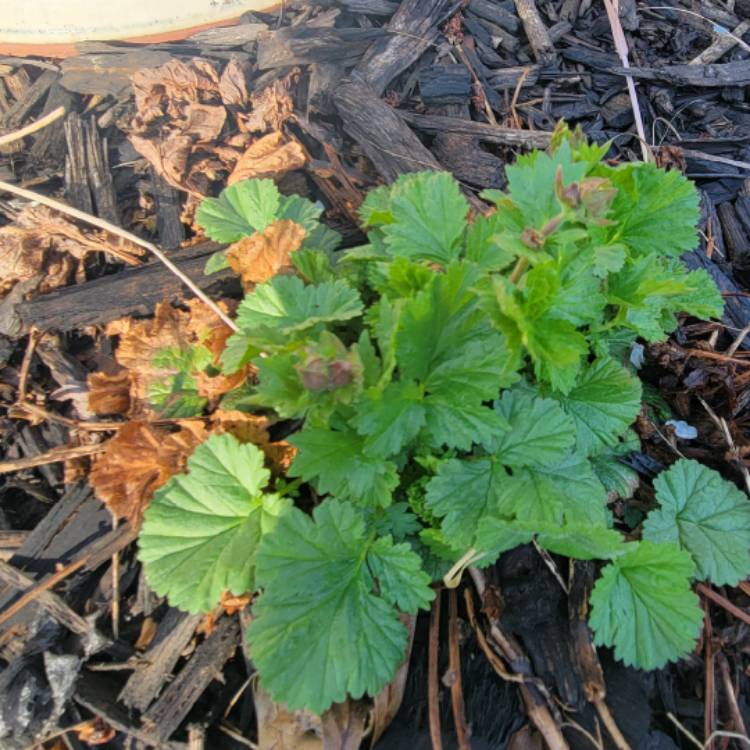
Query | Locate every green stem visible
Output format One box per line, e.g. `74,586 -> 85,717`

509,257 -> 529,285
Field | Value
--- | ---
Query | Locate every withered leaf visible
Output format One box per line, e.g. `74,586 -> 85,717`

228,132 -> 307,185
211,409 -> 296,474
90,420 -> 206,526
239,73 -> 297,133
219,57 -> 251,107
226,219 -> 306,290
87,370 -> 132,416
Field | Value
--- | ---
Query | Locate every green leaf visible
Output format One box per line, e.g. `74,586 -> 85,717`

491,388 -> 576,467
382,172 -> 469,264
196,179 -> 280,242
644,459 -> 750,585
353,381 -> 426,457
138,434 -> 290,613
425,457 -> 507,549
589,541 -> 702,670
236,276 -> 363,334
608,162 -> 699,258
204,250 -> 230,275
422,396 -> 506,452
288,426 -> 399,507
464,212 -> 515,271
359,184 -> 394,227
367,536 -> 435,611
248,500 -> 433,713
474,518 -> 625,562
551,358 -> 642,455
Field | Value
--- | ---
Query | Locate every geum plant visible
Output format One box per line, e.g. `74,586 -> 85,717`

136,127 -> 750,715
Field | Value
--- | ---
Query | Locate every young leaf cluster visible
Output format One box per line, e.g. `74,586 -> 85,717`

137,129 -> 748,714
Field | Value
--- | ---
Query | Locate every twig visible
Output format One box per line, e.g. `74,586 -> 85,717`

726,322 -> 750,357
0,180 -> 237,331
668,711 -> 750,749
0,442 -> 106,475
704,602 -> 716,750
697,582 -> 750,627
602,0 -> 650,162
110,512 -> 121,641
448,589 -> 470,750
0,555 -> 90,628
0,105 -> 66,147
717,651 -> 749,738
593,699 -> 631,750
428,592 -> 444,750
16,326 -> 43,403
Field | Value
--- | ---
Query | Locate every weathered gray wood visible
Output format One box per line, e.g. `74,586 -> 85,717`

398,111 -> 553,148
60,51 -> 172,96
17,240 -> 236,333
28,82 -> 76,166
514,0 -> 556,63
353,0 -> 460,96
120,608 -> 203,711
469,0 -> 521,33
84,117 -> 119,225
142,615 -> 240,743
333,78 -> 442,182
0,70 -> 59,129
613,60 -> 750,87
64,112 -> 94,214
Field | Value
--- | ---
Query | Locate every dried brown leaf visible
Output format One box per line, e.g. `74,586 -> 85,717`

239,73 -> 297,133
228,132 -> 307,185
226,219 -> 306,290
90,419 -> 206,526
87,370 -> 132,416
0,204 -> 143,299
211,409 -> 297,474
219,57 -> 251,107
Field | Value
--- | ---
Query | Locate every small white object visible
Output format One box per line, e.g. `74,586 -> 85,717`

629,343 -> 645,370
666,419 -> 698,440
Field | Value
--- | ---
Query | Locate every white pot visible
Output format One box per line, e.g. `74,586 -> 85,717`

0,0 -> 274,56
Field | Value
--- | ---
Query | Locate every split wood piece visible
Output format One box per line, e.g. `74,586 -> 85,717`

256,26 -> 385,69
17,240 -> 237,333
690,20 -> 750,64
427,593 -> 443,750
76,671 -> 187,750
150,169 -> 185,250
399,111 -> 552,148
28,85 -> 74,165
469,0 -> 520,33
0,531 -> 28,558
469,568 -> 569,750
613,59 -> 750,87
353,0 -> 459,96
84,116 -> 119,225
332,78 -> 443,182
119,608 -> 204,711
0,69 -> 59,130
65,112 -> 94,213
683,248 -> 750,351
0,442 -> 105,475
514,0 -> 556,64
448,589 -> 470,750
0,558 -> 93,637
142,615 -> 240,743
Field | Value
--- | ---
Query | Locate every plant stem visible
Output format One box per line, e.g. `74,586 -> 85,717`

509,256 -> 529,284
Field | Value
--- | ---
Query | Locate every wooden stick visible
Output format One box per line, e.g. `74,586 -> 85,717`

697,582 -> 750,627
0,105 -> 66,146
0,442 -> 105,475
428,592 -> 444,750
448,589 -> 470,750
514,0 -> 556,64
0,555 -> 90,629
0,180 -> 238,331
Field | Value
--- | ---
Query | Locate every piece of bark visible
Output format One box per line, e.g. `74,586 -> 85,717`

28,82 -> 76,167
307,61 -> 347,115
486,65 -> 540,90
333,78 -> 442,182
76,672 -> 186,750
64,112 -> 94,214
353,0 -> 460,96
419,64 -> 473,105
0,69 -> 59,130
186,23 -> 268,47
473,14 -> 521,52
84,117 -> 119,225
60,51 -> 173,96
398,110 -> 552,148
150,170 -> 185,250
142,615 -> 240,743
120,608 -> 203,711
17,241 -> 237,333
613,60 -> 750,87
256,26 -> 384,69
514,0 -> 556,63
432,104 -> 505,188
469,0 -> 521,33
690,20 -> 750,64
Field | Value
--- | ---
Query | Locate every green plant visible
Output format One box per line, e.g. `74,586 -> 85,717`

137,126 -> 750,714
